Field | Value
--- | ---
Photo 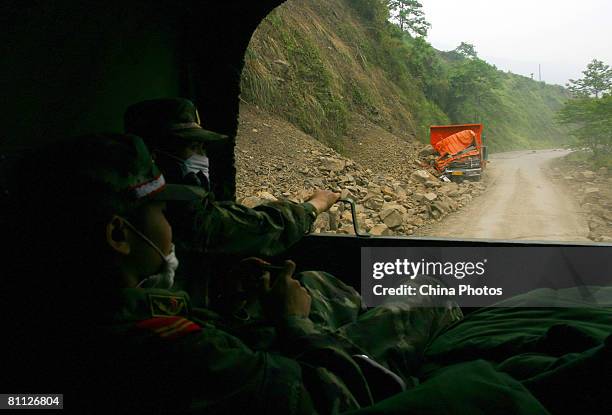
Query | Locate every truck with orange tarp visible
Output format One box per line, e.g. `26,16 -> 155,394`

430,123 -> 487,181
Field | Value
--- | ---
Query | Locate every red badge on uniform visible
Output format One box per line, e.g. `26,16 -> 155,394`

136,316 -> 201,339
148,294 -> 188,317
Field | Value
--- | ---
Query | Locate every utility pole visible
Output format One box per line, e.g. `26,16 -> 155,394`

538,64 -> 541,82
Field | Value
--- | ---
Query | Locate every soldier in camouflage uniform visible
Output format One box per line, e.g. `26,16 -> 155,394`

123,98 -> 463,383
124,98 -> 341,308
3,133 -> 547,414
4,133 -> 363,412
124,98 -> 340,258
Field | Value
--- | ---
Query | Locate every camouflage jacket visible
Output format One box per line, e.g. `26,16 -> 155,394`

98,288 -> 374,414
157,154 -> 317,258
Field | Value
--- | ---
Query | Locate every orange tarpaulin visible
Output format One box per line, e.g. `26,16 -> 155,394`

434,148 -> 481,172
433,130 -> 476,157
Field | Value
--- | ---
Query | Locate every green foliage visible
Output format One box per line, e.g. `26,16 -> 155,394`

566,59 -> 612,98
558,60 -> 612,159
445,47 -> 501,122
558,96 -> 612,154
482,75 -> 571,151
241,7 -> 349,148
402,36 -> 449,107
240,0 -> 570,152
351,0 -> 389,25
387,0 -> 430,37
453,42 -> 478,59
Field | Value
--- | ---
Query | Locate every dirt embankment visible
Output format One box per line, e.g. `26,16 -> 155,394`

236,104 -> 487,236
548,155 -> 612,242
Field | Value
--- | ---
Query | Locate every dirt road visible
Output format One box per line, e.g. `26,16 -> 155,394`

419,149 -> 590,242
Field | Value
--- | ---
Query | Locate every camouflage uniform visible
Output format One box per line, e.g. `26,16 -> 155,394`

9,134 -> 543,414
123,98 -> 463,385
124,98 -> 319,306
300,273 -> 463,383
100,288 -> 374,414
92,288 -> 544,415
159,151 -> 317,259
125,98 -> 318,260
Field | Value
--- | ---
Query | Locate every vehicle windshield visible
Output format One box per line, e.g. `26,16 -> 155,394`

236,0 -> 612,244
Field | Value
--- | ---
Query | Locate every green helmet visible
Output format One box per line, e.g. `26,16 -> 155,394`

124,97 -> 228,146
71,133 -> 205,202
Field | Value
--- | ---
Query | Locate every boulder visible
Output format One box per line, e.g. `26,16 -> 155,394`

419,145 -> 436,157
340,188 -> 354,200
320,157 -> 346,172
381,202 -> 407,214
341,210 -> 353,222
411,169 -> 436,183
424,192 -> 437,202
438,182 -> 459,195
257,191 -> 277,201
369,224 -> 393,236
581,170 -> 596,180
328,206 -> 339,230
313,212 -> 330,232
381,211 -> 403,228
393,185 -> 408,199
431,200 -> 451,215
363,195 -> 384,210
336,224 -> 356,235
241,196 -> 264,208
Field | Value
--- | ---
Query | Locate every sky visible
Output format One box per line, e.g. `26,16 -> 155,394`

420,0 -> 612,86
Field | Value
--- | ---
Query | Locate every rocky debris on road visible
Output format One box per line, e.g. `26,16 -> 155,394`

236,104 -> 487,236
548,159 -> 612,242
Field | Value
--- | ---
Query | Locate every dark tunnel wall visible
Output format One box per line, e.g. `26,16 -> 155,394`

3,1 -> 183,149
3,0 -> 285,200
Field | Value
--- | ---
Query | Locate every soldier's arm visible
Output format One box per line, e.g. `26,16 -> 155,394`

169,192 -> 317,257
177,322 -> 320,414
169,189 -> 340,258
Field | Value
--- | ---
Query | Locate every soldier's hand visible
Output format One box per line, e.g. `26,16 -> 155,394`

215,257 -> 269,314
306,190 -> 341,214
261,260 -> 311,319
231,257 -> 272,289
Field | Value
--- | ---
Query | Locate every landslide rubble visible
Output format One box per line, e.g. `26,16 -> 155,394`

548,157 -> 612,243
236,105 -> 486,236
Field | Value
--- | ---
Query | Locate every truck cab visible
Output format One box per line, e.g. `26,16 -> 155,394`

430,123 -> 487,181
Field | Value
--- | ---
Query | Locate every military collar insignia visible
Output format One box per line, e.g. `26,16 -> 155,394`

148,293 -> 188,317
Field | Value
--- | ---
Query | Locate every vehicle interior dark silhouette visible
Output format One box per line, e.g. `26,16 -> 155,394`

3,1 -> 610,413
3,0 -> 600,283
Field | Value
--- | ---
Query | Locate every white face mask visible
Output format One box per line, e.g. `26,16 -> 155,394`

123,219 -> 179,289
182,153 -> 209,180
136,244 -> 178,289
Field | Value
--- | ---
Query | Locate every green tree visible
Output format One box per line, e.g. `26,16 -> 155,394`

454,42 -> 478,59
387,0 -> 431,37
566,59 -> 612,98
446,45 -> 500,122
403,36 -> 449,107
558,95 -> 612,155
559,59 -> 612,160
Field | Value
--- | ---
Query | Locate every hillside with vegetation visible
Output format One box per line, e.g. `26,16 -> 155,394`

240,0 -> 571,152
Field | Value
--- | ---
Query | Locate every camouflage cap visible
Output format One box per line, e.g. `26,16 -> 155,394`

124,98 -> 228,145
76,134 -> 205,202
